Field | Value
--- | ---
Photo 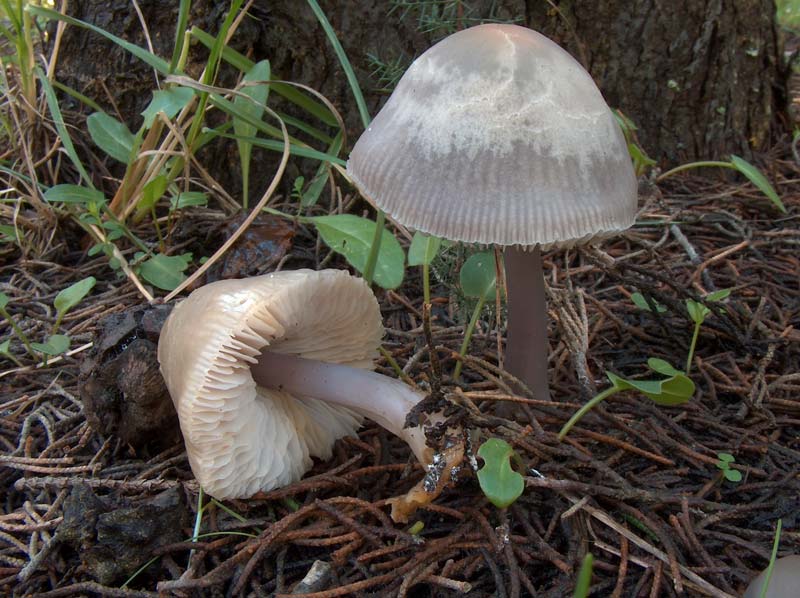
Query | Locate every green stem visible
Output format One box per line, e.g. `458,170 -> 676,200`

363,211 -> 385,286
558,385 -> 620,441
191,487 -> 205,542
760,519 -> 783,598
656,161 -> 734,182
379,345 -> 415,386
0,307 -> 36,357
453,294 -> 487,381
685,321 -> 701,375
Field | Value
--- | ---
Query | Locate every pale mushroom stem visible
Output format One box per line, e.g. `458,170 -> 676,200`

252,351 -> 429,462
503,244 -> 552,402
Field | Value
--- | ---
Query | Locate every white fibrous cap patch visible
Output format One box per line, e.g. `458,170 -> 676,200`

387,27 -> 615,171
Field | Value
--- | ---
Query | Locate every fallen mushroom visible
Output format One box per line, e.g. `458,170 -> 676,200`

157,269 -> 462,522
744,555 -> 800,598
347,24 -> 637,404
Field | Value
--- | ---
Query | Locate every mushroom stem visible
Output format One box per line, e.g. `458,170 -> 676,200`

253,351 -> 429,462
503,245 -> 552,402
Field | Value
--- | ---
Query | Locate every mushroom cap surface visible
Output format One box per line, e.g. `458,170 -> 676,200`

347,24 -> 637,248
744,555 -> 800,598
157,269 -> 383,499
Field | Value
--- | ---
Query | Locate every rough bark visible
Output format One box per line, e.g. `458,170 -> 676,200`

54,0 -> 786,168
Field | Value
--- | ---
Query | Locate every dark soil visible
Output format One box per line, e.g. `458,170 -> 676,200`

1,154 -> 799,597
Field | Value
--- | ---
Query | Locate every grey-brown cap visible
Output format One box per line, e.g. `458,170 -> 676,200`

157,269 -> 383,499
347,24 -> 637,248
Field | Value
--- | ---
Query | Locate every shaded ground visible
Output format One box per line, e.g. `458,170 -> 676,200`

0,152 -> 798,597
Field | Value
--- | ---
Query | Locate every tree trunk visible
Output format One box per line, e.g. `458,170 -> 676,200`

54,0 -> 786,168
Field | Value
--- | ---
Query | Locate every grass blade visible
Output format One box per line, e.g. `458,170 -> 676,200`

36,67 -> 92,186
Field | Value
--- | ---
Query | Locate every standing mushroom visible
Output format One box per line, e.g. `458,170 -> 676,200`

347,24 -> 637,404
157,269 -> 461,521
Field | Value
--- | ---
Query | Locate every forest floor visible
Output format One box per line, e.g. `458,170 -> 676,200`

1,147 -> 799,597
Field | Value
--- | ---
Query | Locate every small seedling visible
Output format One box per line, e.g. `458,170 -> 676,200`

453,251 -> 496,380
685,288 -> 731,374
408,232 -> 443,305
630,291 -> 667,313
574,553 -> 594,598
715,452 -> 742,483
476,438 -> 524,509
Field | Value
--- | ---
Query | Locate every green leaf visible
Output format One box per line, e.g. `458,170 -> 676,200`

87,112 -> 135,163
28,6 -> 171,74
32,334 -> 70,356
729,155 -> 786,213
717,452 -> 736,464
476,438 -> 525,509
0,292 -> 8,309
44,185 -> 105,205
142,87 -> 195,127
647,358 -> 683,377
706,288 -> 732,302
631,292 -> 667,313
309,214 -> 405,290
171,191 -> 208,210
36,66 -> 93,186
686,299 -> 710,325
723,468 -> 742,483
0,224 -> 18,243
574,553 -> 594,598
137,253 -> 192,291
301,132 -> 343,207
606,370 -> 694,406
137,174 -> 169,215
0,339 -> 10,354
459,251 -> 496,299
408,232 -> 443,267
54,276 -> 96,316
234,60 -> 271,207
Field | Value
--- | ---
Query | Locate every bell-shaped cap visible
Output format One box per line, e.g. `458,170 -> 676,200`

348,24 -> 637,248
157,269 -> 383,499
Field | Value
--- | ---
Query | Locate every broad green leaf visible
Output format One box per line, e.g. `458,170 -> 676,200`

729,155 -> 786,213
309,214 -> 405,290
137,253 -> 192,291
408,232 -> 443,267
0,292 -> 8,310
647,358 -> 682,377
717,452 -> 736,464
476,438 -> 524,509
0,224 -> 18,243
142,87 -> 195,127
54,277 -> 96,316
44,185 -> 105,205
137,175 -> 169,215
686,299 -> 710,325
723,469 -> 742,483
459,251 -> 496,299
0,339 -> 10,354
631,292 -> 667,313
706,288 -> 732,302
234,60 -> 271,208
32,334 -> 70,356
171,191 -> 208,210
606,371 -> 694,406
87,112 -> 135,163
